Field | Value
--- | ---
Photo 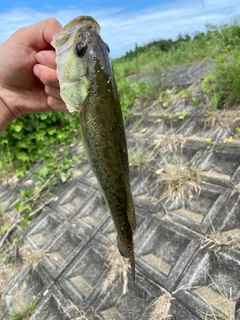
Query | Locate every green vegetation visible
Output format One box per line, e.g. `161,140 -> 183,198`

10,300 -> 38,320
129,149 -> 147,167
202,55 -> 240,108
0,112 -> 80,179
113,15 -> 240,76
1,17 -> 240,320
0,112 -> 85,233
1,15 -> 240,187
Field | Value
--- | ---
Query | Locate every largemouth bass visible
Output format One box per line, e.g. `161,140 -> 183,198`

52,16 -> 136,281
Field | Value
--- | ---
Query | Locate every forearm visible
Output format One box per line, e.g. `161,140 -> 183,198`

0,97 -> 15,133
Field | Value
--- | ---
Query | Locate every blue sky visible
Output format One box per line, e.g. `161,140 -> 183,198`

0,0 -> 239,57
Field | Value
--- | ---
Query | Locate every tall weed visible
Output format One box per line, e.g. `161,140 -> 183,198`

2,15 -> 240,179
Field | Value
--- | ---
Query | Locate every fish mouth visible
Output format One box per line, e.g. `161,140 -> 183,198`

52,16 -> 101,55
61,16 -> 100,34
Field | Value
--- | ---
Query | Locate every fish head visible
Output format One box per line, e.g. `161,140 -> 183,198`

51,16 -> 112,113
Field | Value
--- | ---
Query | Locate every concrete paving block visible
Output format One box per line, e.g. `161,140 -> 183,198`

2,265 -> 53,318
130,59 -> 215,89
231,164 -> 240,186
70,193 -> 110,238
199,146 -> 240,187
0,188 -> 19,212
166,182 -> 230,234
174,289 -> 224,319
129,142 -> 209,212
126,113 -> 187,140
135,216 -> 200,291
168,98 -> 188,114
29,284 -> 82,320
214,191 -> 240,239
0,297 -> 8,319
211,192 -> 240,251
178,116 -> 230,142
25,206 -> 65,249
181,143 -> 206,164
131,115 -> 167,138
93,228 -> 116,252
163,116 -> 189,134
98,204 -> 154,249
58,182 -> 96,216
0,248 -> 24,287
0,248 -> 24,318
139,290 -> 203,320
134,205 -> 157,240
40,227 -> 89,279
71,162 -> 90,181
87,269 -> 203,319
126,114 -> 161,137
155,148 -> 203,172
129,166 -> 146,187
131,169 -> 162,208
176,247 -> 240,319
49,181 -> 96,220
236,301 -> 240,320
81,168 -> 99,189
141,117 -> 188,140
166,297 -> 204,320
57,239 -> 109,310
87,272 -> 162,320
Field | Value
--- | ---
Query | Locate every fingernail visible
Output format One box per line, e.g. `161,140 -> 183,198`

33,65 -> 39,77
36,52 -> 46,65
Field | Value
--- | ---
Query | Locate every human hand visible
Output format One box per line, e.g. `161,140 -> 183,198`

0,18 -> 67,132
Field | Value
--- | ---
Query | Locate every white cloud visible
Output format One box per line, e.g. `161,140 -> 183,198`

0,0 -> 239,57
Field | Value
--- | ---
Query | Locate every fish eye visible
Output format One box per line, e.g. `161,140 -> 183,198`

75,42 -> 87,57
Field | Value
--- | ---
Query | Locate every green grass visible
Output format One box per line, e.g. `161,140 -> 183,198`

212,54 -> 240,107
114,14 -> 240,76
1,15 -> 240,182
10,300 -> 38,320
129,149 -> 148,167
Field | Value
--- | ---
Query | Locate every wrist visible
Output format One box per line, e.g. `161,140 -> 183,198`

0,97 -> 15,133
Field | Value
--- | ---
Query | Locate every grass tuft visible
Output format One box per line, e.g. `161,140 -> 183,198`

158,161 -> 201,205
149,290 -> 173,320
20,245 -> 45,270
10,299 -> 38,320
201,226 -> 240,254
150,134 -> 185,158
101,246 -> 129,295
206,108 -> 240,131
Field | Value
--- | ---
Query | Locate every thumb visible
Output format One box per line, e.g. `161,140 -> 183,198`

22,18 -> 62,49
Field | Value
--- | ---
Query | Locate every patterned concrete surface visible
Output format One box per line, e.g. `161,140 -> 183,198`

1,60 -> 240,319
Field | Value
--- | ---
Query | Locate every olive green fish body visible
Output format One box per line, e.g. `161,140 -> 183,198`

52,16 -> 136,280
80,68 -> 135,277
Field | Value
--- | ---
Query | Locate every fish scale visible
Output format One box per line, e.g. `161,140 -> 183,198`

52,16 -> 136,281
